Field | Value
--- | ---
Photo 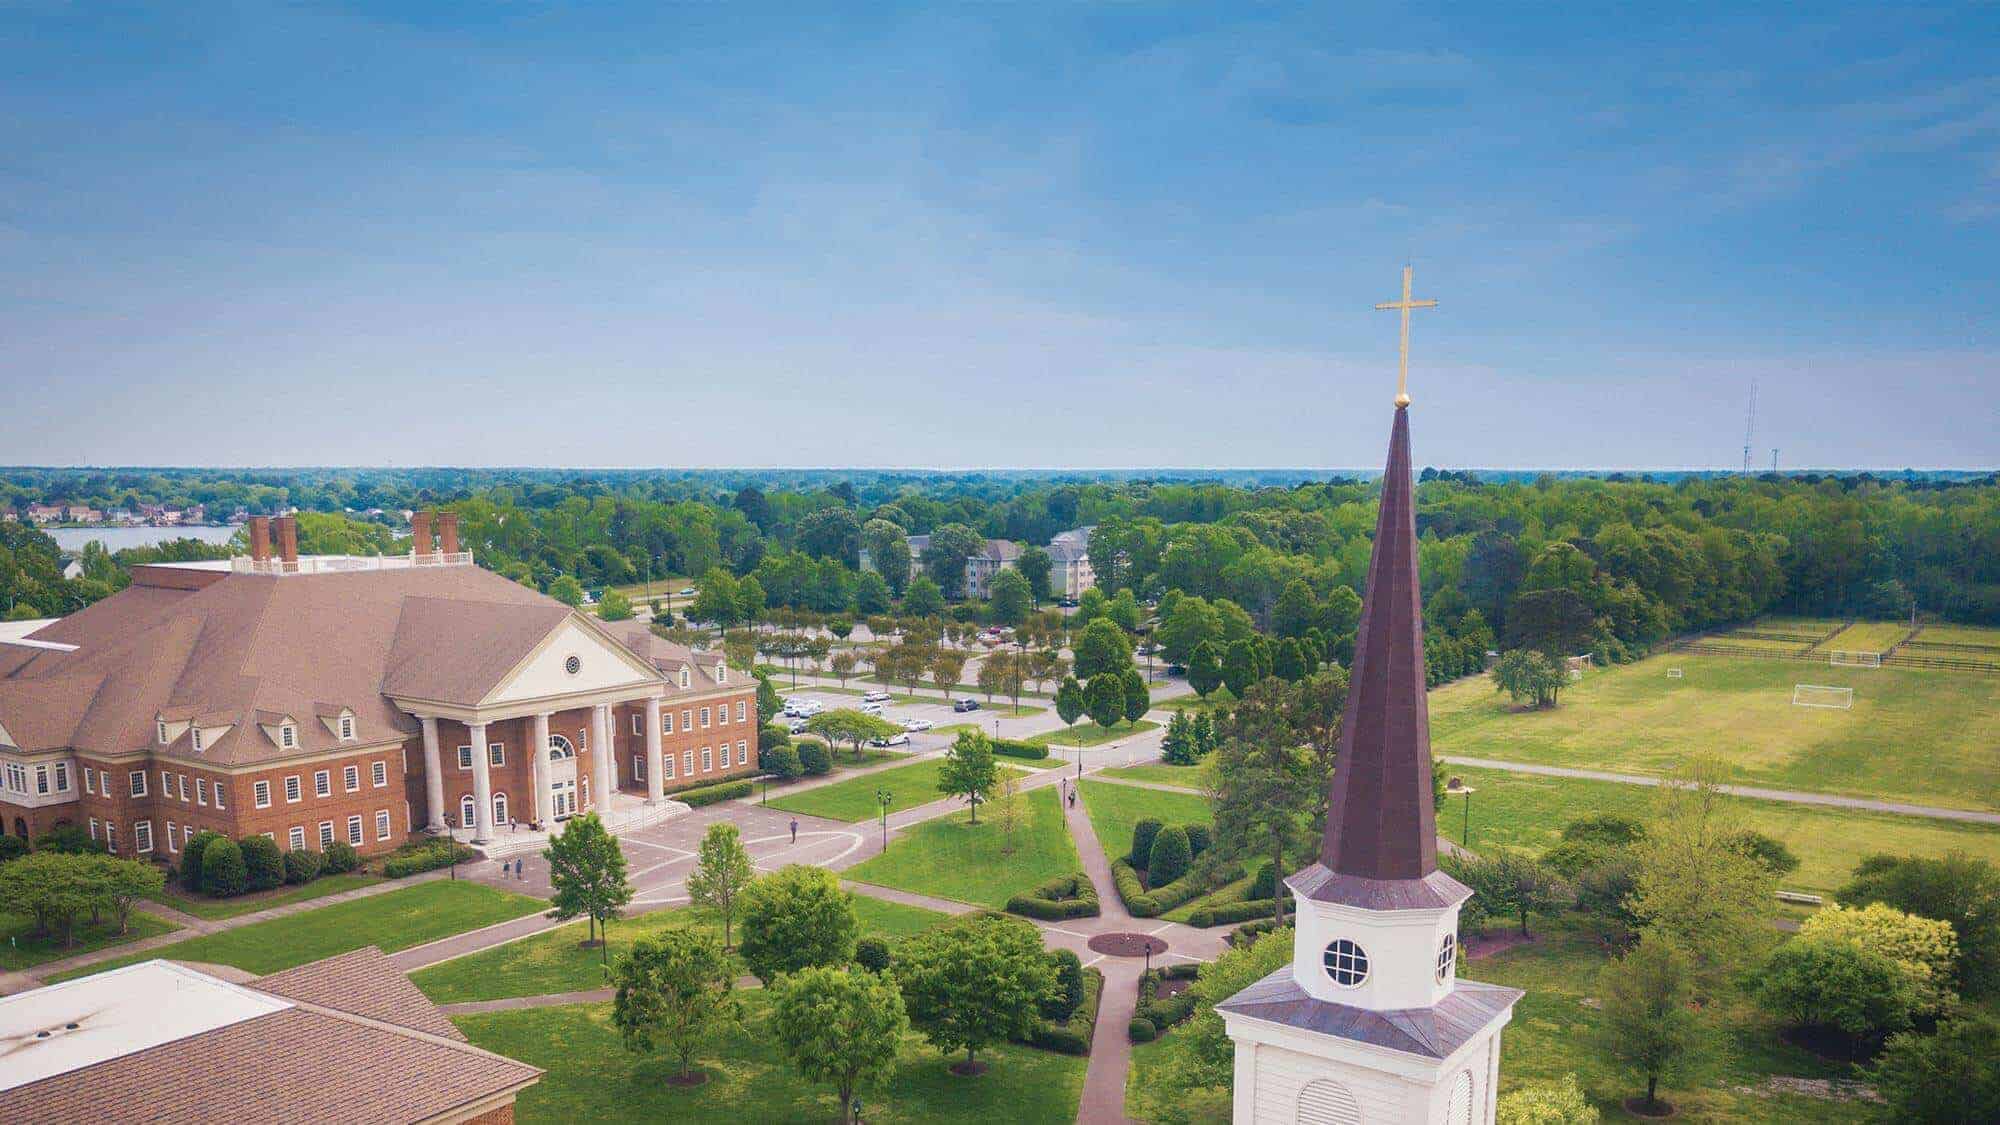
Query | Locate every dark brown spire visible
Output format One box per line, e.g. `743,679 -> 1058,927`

1318,404 -> 1439,881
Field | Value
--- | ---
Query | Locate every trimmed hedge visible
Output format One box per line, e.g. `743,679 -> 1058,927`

1148,825 -> 1191,887
283,848 -> 324,885
991,737 -> 1051,761
1187,897 -> 1283,929
1006,872 -> 1102,920
322,840 -> 359,874
382,838 -> 476,878
1128,1017 -> 1157,1042
1228,917 -> 1284,947
1043,949 -> 1085,1020
675,779 -> 754,807
239,833 -> 285,893
1184,823 -> 1212,859
796,739 -> 833,776
1249,861 -> 1277,900
1129,818 -> 1163,866
201,837 -> 247,897
1135,963 -> 1201,1033
1111,859 -> 1162,916
181,830 -> 223,892
1024,966 -> 1103,1055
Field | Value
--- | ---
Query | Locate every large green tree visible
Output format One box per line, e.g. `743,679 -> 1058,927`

611,929 -> 740,1084
987,567 -> 1032,626
1595,933 -> 1714,1115
1207,680 -> 1315,926
738,864 -> 859,983
1073,617 -> 1133,679
770,966 -> 909,1125
924,523 -> 986,598
893,912 -> 1056,1072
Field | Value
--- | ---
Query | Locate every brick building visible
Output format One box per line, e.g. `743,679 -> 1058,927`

0,512 -> 756,861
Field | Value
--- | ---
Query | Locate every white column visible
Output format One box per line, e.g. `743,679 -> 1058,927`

1231,1037 -> 1258,1123
644,697 -> 664,804
531,712 -> 553,827
592,703 -> 614,814
468,720 -> 492,843
420,716 -> 446,833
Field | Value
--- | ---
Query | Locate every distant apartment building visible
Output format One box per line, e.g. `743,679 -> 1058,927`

1047,526 -> 1095,598
889,534 -> 1023,599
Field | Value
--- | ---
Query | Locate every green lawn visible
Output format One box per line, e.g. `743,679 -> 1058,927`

766,758 -> 1031,822
0,910 -> 178,971
1078,779 -> 1211,867
1027,719 -> 1159,748
1913,622 -> 2000,645
1098,761 -> 1208,790
1429,650 -> 2000,811
1822,621 -> 1911,653
1449,763 -> 2000,895
147,873 -> 381,921
413,896 -> 946,1004
457,992 -> 1087,1124
47,879 -> 545,982
846,786 -> 1080,907
1152,691 -> 1233,714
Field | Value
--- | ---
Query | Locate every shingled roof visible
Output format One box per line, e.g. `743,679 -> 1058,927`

1216,966 -> 1522,1059
1300,404 -> 1470,909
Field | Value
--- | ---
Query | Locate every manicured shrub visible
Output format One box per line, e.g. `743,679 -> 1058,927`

180,830 -> 222,891
321,840 -> 360,874
282,848 -> 323,885
764,743 -> 803,781
796,739 -> 833,776
380,838 -> 474,878
1756,937 -> 1919,1047
1228,917 -> 1283,947
1135,966 -> 1200,1030
1127,1017 -> 1157,1042
990,738 -> 1050,761
1007,872 -> 1102,920
1129,818 -> 1163,867
1800,902 -> 1960,1014
1249,861 -> 1277,900
1141,868 -> 1214,916
854,936 -> 892,973
758,725 -> 791,753
1111,860 -> 1160,917
1183,823 -> 1211,859
1042,949 -> 1085,1021
1148,825 -> 1191,888
1189,898 -> 1283,928
238,833 -> 284,892
676,779 -> 754,808
1026,967 -> 1102,1054
200,837 -> 247,898
1495,1074 -> 1600,1124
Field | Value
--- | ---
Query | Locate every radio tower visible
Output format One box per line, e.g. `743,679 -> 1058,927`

1741,381 -> 1758,474
1771,448 -> 1779,474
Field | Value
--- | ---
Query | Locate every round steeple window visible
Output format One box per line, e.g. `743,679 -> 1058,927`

564,655 -> 582,675
1322,939 -> 1369,988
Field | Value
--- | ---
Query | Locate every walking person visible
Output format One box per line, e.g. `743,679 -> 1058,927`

789,818 -> 799,844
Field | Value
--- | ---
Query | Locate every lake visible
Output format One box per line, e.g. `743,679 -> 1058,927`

48,525 -> 240,552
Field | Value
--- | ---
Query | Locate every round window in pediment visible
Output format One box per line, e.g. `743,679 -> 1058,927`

564,655 -> 582,676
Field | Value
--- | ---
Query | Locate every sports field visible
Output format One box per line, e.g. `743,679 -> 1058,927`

1821,620 -> 1911,653
1429,650 -> 1999,811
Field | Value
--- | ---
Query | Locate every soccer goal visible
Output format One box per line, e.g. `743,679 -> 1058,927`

1792,684 -> 1854,710
1666,668 -> 1684,679
1829,650 -> 1882,668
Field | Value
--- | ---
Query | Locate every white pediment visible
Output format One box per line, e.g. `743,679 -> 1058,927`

482,616 -> 660,706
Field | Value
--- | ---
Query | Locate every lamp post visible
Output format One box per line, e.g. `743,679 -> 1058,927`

1444,777 -> 1476,849
876,788 -> 892,853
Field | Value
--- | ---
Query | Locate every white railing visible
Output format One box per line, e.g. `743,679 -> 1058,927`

231,551 -> 475,575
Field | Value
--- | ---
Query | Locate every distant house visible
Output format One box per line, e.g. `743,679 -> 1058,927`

59,555 -> 84,581
869,534 -> 1023,598
1047,526 -> 1095,598
24,504 -> 63,524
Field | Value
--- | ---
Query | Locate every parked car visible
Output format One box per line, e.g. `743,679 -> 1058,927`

902,718 -> 934,732
786,718 -> 809,734
952,698 -> 981,713
1167,664 -> 1187,677
867,732 -> 912,748
861,690 -> 891,703
1057,597 -> 1078,608
860,701 -> 886,716
678,586 -> 697,596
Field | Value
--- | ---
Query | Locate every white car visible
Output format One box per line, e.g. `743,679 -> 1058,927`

786,718 -> 809,734
867,732 -> 912,748
902,718 -> 934,732
861,690 -> 891,703
859,701 -> 886,716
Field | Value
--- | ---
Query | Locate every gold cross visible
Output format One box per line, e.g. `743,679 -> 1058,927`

1375,265 -> 1436,407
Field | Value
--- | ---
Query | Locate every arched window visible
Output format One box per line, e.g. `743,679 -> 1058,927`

492,793 -> 509,826
1445,1070 -> 1474,1125
1296,1079 -> 1362,1125
548,735 -> 575,761
12,816 -> 25,840
1322,939 -> 1369,988
459,794 -> 476,828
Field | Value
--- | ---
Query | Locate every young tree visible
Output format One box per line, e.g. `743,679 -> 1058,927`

1628,756 -> 1775,996
1207,681 -> 1315,926
734,574 -> 766,628
1161,711 -> 1199,765
1085,674 -> 1125,729
611,929 -> 741,1085
937,730 -> 999,824
0,852 -> 91,947
738,865 -> 859,983
829,650 -> 860,688
928,648 -> 967,698
1595,933 -> 1713,1115
988,568 -> 1032,626
1220,638 -> 1261,698
854,569 -> 893,614
547,574 -> 587,607
902,575 -> 946,618
690,568 -> 741,633
994,771 -> 1023,855
1015,545 -> 1052,605
1055,675 -> 1086,732
1148,824 -> 1192,887
686,823 -> 756,949
1186,640 -> 1222,697
1448,850 -> 1575,937
1072,618 -> 1134,679
806,709 -> 901,761
770,965 -> 909,1125
545,812 -> 633,957
893,913 -> 1057,1073
1491,648 -> 1566,708
597,588 -> 634,621
1121,667 -> 1149,725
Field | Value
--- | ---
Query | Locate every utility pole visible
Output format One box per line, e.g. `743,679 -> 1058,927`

1742,381 -> 1758,474
1771,448 -> 1779,474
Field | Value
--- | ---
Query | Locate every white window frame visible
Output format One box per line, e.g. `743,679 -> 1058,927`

214,781 -> 225,809
255,779 -> 272,808
280,723 -> 296,749
492,793 -> 508,826
159,769 -> 171,796
319,821 -> 335,847
487,743 -> 504,768
736,700 -> 746,723
289,825 -> 306,850
285,775 -> 302,803
701,746 -> 713,772
129,770 -> 148,798
683,750 -> 693,776
663,752 -> 675,779
681,709 -> 691,732
737,740 -> 748,766
157,720 -> 168,744
196,777 -> 208,805
700,706 -> 711,728
89,817 -> 100,840
632,714 -> 642,735
717,704 -> 728,726
632,753 -> 646,780
53,762 -> 69,792
339,715 -> 354,740
177,773 -> 188,801
346,815 -> 363,846
343,764 -> 360,792
314,769 -> 331,798
166,821 -> 178,852
376,810 -> 391,841
35,765 -> 48,795
134,820 -> 153,854
460,794 -> 476,827
191,727 -> 204,752
662,711 -> 674,734
457,745 -> 473,770
372,760 -> 388,787
83,766 -> 95,795
104,823 -> 117,852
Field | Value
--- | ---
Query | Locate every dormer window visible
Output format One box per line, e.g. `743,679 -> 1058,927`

679,669 -> 690,689
339,715 -> 354,740
280,723 -> 296,749
191,728 -> 204,752
715,664 -> 726,684
157,721 -> 168,744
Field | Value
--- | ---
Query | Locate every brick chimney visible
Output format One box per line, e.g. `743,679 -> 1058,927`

411,510 -> 434,559
248,516 -> 271,562
438,511 -> 460,556
275,514 -> 299,566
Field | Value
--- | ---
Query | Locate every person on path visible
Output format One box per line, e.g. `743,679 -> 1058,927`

790,818 -> 799,844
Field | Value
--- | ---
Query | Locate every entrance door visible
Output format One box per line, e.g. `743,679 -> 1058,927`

551,781 -> 577,820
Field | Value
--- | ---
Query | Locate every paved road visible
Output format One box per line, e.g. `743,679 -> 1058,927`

1438,755 -> 2000,825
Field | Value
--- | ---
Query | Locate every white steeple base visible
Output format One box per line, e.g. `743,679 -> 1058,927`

1221,1004 -> 1511,1125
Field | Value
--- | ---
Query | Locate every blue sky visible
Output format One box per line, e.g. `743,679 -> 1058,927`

2,3 -> 1995,469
